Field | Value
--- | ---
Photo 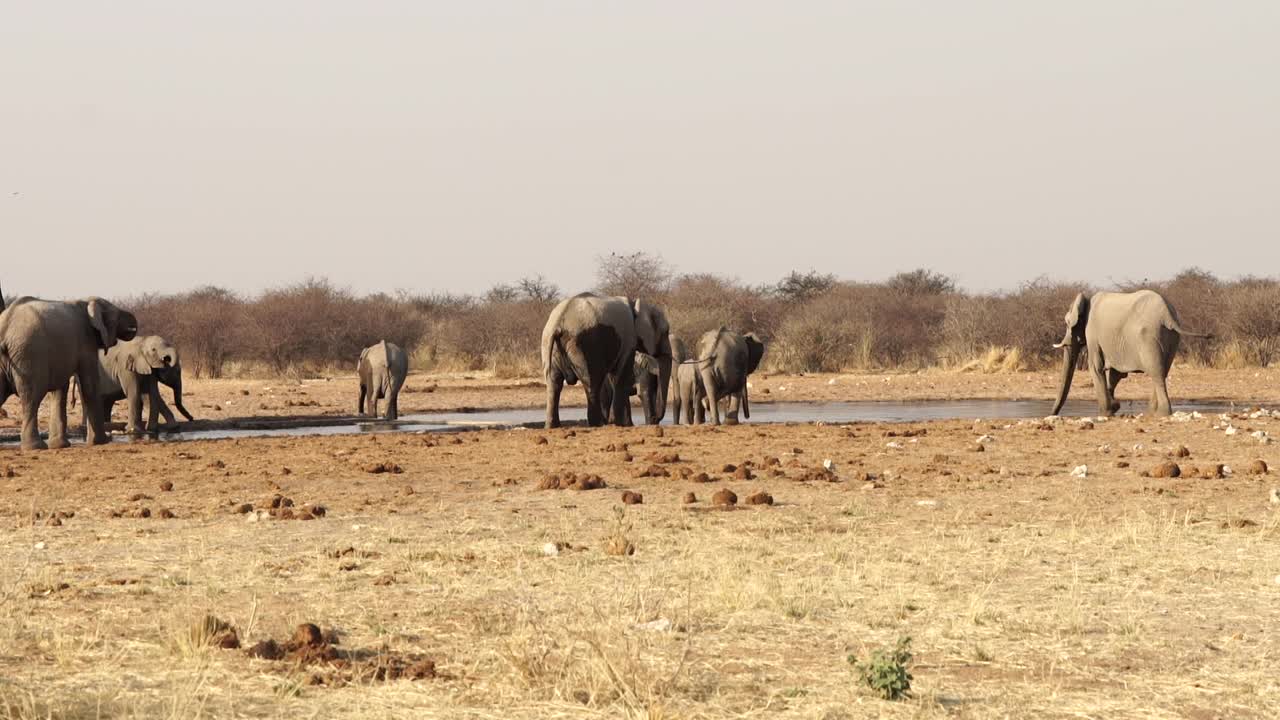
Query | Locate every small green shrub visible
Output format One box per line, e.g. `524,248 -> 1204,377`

848,636 -> 913,700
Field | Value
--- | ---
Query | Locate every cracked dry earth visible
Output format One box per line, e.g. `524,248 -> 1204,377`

2,390 -> 1280,717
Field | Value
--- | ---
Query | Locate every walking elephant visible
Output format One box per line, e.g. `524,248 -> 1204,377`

694,328 -> 765,425
358,340 -> 408,420
0,291 -> 138,449
1051,289 -> 1210,417
602,351 -> 662,426
83,336 -> 193,435
542,293 -> 672,428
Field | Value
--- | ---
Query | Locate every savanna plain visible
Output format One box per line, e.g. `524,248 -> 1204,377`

3,367 -> 1280,719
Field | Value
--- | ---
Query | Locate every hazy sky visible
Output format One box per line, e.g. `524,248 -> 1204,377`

2,2 -> 1277,299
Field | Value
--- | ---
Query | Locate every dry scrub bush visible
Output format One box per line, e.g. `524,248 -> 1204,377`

662,274 -> 784,351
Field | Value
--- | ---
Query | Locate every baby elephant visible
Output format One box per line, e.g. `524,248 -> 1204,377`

97,336 -> 193,435
357,341 -> 408,420
73,335 -> 194,435
670,358 -> 709,425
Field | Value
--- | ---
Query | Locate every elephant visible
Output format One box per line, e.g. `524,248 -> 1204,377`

0,291 -> 138,449
693,328 -> 765,425
542,293 -> 672,429
83,336 -> 193,435
357,340 -> 408,420
671,358 -> 709,425
1050,289 -> 1211,417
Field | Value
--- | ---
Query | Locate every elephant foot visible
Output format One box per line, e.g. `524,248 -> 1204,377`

725,416 -> 740,426
1109,401 -> 1121,414
87,433 -> 112,446
46,437 -> 71,450
21,439 -> 49,451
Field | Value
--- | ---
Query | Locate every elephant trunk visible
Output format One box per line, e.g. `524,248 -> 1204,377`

655,354 -> 672,423
171,370 -> 194,422
1050,337 -> 1082,416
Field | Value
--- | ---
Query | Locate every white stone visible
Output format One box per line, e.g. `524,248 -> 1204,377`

541,542 -> 560,557
1071,465 -> 1088,478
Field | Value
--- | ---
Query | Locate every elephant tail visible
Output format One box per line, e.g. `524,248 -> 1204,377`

69,375 -> 80,409
549,330 -> 579,385
1164,318 -> 1214,340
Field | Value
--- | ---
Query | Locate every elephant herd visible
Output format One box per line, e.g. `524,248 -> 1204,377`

541,292 -> 765,429
0,284 -> 1211,452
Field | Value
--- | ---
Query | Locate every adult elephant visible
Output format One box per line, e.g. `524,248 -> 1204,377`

694,328 -> 765,425
1051,289 -> 1210,417
0,291 -> 138,449
542,293 -> 672,429
85,336 -> 193,435
357,340 -> 408,420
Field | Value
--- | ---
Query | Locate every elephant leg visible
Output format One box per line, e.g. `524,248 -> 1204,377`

154,393 -> 178,430
1088,351 -> 1112,416
1151,373 -> 1173,416
694,389 -> 706,425
585,375 -> 606,427
545,370 -> 564,429
357,383 -> 367,416
145,382 -> 163,435
700,369 -> 721,425
671,388 -> 682,426
1106,369 -> 1124,415
725,391 -> 741,425
78,368 -> 110,446
385,376 -> 404,421
365,382 -> 379,418
47,383 -> 71,450
126,384 -> 145,436
18,382 -> 47,451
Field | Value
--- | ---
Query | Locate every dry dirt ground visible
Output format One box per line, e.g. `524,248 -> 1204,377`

2,370 -> 1280,719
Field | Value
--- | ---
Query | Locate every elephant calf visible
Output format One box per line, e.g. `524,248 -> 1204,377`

358,341 -> 408,420
670,358 -> 709,425
90,336 -> 193,435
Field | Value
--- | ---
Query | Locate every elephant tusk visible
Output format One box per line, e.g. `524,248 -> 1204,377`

1052,342 -> 1066,349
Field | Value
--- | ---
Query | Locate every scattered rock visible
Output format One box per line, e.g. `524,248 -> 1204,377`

733,466 -> 755,480
534,436 -> 548,445
246,639 -> 284,660
158,508 -> 176,519
128,493 -> 152,502
1172,445 -> 1191,458
1248,460 -> 1269,476
970,443 -> 986,453
682,492 -> 697,504
1147,462 -> 1181,479
721,464 -> 737,473
712,489 -> 738,506
745,491 -> 774,506
159,481 -> 174,492
621,491 -> 643,505
1070,465 -> 1088,478
1115,461 -> 1130,469
690,472 -> 713,483
632,465 -> 670,479
644,452 -> 681,464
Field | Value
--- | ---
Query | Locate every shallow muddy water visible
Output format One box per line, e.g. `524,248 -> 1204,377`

1,398 -> 1253,446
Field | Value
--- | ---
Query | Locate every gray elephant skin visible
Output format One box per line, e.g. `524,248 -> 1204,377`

602,351 -> 661,426
93,336 -> 194,435
693,328 -> 765,425
1051,289 -> 1210,417
358,340 -> 408,420
541,293 -> 672,428
668,337 -> 708,425
0,290 -> 139,449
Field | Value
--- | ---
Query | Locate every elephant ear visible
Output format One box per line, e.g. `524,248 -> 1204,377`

635,352 -> 660,376
125,347 -> 153,376
744,334 -> 765,374
357,346 -> 370,371
1065,293 -> 1090,334
87,299 -> 117,349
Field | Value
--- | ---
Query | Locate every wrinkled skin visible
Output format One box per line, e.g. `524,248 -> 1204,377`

541,293 -> 672,429
1051,290 -> 1211,417
91,336 -> 193,435
694,328 -> 766,425
358,341 -> 409,420
0,293 -> 138,449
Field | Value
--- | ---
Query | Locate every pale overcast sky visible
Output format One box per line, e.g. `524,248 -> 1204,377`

2,2 -> 1277,299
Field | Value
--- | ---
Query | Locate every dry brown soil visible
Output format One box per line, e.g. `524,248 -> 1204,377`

1,369 -> 1279,718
